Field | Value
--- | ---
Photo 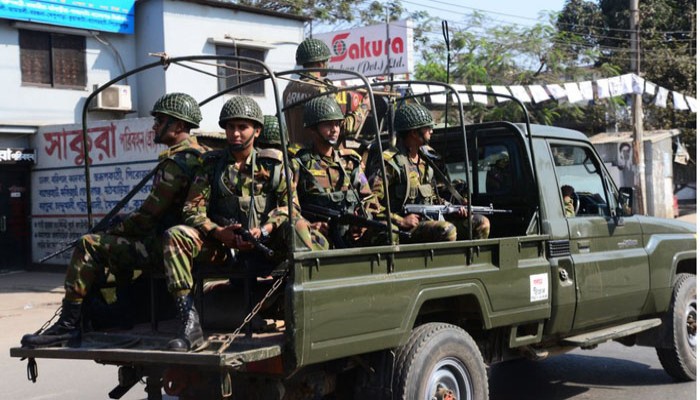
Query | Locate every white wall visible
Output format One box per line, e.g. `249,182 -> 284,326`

0,20 -> 136,126
153,1 -> 303,132
0,1 -> 304,132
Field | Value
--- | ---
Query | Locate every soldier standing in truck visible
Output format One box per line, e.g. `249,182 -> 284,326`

22,93 -> 208,348
283,37 -> 369,146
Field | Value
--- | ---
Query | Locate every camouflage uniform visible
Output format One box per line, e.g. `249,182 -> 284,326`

22,92 -> 207,349
65,136 -> 207,301
293,147 -> 385,247
163,147 -> 328,292
372,143 -> 458,243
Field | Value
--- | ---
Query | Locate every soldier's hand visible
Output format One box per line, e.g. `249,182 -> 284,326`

233,227 -> 259,251
310,221 -> 329,237
212,225 -> 239,248
399,214 -> 421,230
455,207 -> 469,218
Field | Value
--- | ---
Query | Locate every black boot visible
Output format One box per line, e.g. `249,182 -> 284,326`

21,300 -> 82,348
167,294 -> 205,352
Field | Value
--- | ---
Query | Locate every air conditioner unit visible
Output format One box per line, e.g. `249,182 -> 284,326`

90,84 -> 132,111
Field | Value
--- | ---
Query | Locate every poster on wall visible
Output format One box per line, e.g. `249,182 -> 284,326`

31,117 -> 165,264
314,19 -> 414,79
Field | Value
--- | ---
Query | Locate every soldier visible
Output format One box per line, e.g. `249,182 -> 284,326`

22,93 -> 207,348
256,115 -> 283,151
561,185 -> 576,217
486,150 -> 513,193
293,97 -> 384,248
161,96 -> 327,351
283,37 -> 368,146
371,103 -> 490,243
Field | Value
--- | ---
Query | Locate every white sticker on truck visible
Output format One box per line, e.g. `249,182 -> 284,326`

530,273 -> 548,302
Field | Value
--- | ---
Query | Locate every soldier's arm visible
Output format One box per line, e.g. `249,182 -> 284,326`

182,168 -> 218,235
370,162 -> 404,227
110,160 -> 188,237
265,164 -> 298,232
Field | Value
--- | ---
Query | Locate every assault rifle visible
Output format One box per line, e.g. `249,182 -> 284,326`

403,203 -> 511,221
301,203 -> 410,241
210,215 -> 275,258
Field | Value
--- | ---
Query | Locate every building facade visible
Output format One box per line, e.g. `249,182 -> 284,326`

0,0 -> 306,269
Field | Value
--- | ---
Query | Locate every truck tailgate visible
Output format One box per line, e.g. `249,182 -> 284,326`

10,330 -> 284,368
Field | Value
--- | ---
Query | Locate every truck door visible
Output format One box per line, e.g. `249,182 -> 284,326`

549,142 -> 648,330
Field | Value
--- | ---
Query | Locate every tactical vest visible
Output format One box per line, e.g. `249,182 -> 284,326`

295,148 -> 362,214
384,148 -> 437,212
208,148 -> 283,230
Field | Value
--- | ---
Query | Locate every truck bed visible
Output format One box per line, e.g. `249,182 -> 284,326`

11,321 -> 285,368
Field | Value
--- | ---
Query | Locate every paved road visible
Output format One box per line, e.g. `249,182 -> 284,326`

1,212 -> 696,399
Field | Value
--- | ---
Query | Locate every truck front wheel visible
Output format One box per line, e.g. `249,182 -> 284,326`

656,273 -> 696,381
393,323 -> 488,400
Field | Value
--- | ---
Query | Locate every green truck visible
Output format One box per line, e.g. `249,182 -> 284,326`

11,65 -> 696,400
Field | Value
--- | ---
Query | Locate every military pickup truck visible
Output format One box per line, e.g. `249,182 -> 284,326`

11,63 -> 696,400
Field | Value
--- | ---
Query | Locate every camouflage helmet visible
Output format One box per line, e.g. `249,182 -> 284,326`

303,96 -> 344,128
150,93 -> 202,128
394,103 -> 434,133
219,95 -> 264,128
258,115 -> 282,145
296,38 -> 331,65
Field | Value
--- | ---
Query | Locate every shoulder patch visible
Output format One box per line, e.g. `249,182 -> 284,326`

257,148 -> 283,162
382,147 -> 398,161
287,142 -> 303,157
339,148 -> 361,161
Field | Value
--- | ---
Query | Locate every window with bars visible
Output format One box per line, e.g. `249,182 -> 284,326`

216,45 -> 266,96
19,29 -> 87,89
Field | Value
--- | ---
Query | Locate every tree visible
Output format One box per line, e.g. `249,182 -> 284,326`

556,0 -> 696,158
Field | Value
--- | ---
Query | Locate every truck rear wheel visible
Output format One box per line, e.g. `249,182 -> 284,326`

656,273 -> 696,381
393,323 -> 488,400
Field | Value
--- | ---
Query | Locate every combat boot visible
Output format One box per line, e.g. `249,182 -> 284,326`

21,300 -> 82,348
167,294 -> 205,352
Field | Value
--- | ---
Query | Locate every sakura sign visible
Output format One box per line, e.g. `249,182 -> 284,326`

314,19 -> 414,79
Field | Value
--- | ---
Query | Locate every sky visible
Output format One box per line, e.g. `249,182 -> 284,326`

315,0 -> 568,33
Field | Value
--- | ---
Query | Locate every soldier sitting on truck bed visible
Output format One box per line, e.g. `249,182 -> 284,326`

161,95 -> 328,351
371,103 -> 490,243
283,37 -> 369,146
22,93 -> 208,348
293,96 -> 389,248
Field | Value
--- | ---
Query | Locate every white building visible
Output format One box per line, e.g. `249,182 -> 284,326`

0,1 -> 306,269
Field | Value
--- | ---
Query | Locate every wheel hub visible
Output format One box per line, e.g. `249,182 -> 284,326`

685,297 -> 697,350
427,358 -> 471,400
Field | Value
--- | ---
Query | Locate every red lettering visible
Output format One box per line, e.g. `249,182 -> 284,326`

330,32 -> 350,62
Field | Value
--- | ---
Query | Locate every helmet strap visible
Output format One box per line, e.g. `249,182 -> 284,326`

153,116 -> 174,144
228,133 -> 255,153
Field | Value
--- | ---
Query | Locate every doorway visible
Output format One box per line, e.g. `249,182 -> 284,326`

0,168 -> 30,270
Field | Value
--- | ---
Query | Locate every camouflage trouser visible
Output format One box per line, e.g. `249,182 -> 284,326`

451,214 -> 491,240
404,220 -> 458,243
163,220 -> 328,293
64,233 -> 162,302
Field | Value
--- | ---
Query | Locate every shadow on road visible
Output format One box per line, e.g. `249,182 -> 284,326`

489,353 -> 677,400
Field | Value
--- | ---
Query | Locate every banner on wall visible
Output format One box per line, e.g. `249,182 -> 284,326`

315,19 -> 414,79
31,117 -> 165,264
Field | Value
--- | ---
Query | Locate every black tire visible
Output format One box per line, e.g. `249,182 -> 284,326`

656,273 -> 696,381
393,323 -> 488,400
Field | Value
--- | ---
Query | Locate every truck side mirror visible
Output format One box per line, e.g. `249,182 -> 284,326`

618,187 -> 634,216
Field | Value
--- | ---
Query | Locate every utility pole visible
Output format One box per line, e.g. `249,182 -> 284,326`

630,0 -> 646,214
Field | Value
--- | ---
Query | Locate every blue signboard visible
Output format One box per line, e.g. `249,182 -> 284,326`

0,0 -> 135,34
